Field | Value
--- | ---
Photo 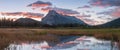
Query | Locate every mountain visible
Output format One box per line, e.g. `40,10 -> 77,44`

100,18 -> 120,27
14,18 -> 40,27
41,10 -> 86,27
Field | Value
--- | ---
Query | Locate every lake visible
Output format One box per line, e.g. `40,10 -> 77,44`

5,36 -> 119,50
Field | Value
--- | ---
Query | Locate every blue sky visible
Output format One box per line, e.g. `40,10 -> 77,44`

0,0 -> 119,25
0,0 -> 35,12
0,0 -> 89,12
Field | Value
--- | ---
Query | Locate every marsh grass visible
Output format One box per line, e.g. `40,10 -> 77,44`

0,28 -> 120,50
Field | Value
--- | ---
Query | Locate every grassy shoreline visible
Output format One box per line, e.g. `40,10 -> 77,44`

0,28 -> 120,50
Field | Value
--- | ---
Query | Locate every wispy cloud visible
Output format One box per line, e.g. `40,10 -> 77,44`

27,1 -> 52,8
27,1 -> 79,16
41,7 -> 79,16
111,8 -> 120,17
1,12 -> 44,19
77,5 -> 91,9
90,0 -> 120,7
89,0 -> 120,19
97,7 -> 120,18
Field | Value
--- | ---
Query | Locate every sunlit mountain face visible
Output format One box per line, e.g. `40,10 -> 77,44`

0,0 -> 120,25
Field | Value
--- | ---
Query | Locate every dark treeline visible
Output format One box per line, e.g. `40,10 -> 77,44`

41,23 -> 88,28
0,17 -> 119,28
0,18 -> 14,27
0,18 -> 41,27
0,17 -> 89,28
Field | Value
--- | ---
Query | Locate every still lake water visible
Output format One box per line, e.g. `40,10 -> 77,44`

5,36 -> 119,50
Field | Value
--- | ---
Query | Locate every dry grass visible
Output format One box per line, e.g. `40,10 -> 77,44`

0,28 -> 59,50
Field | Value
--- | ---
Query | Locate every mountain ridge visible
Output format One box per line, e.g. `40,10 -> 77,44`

41,10 -> 87,26
14,18 -> 40,27
99,18 -> 120,27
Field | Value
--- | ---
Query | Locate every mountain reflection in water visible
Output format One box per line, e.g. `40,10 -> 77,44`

5,36 -> 119,50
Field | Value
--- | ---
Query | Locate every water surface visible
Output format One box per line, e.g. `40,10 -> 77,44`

5,36 -> 119,50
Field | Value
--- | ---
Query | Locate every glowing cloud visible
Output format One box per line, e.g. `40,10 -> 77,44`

41,7 -> 79,16
27,1 -> 52,8
111,8 -> 120,17
90,0 -> 120,7
78,5 -> 91,9
1,12 -> 44,19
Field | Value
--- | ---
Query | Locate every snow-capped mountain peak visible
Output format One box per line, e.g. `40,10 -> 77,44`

48,10 -> 59,15
41,10 -> 86,26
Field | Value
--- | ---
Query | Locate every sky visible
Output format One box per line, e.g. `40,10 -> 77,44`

0,0 -> 120,25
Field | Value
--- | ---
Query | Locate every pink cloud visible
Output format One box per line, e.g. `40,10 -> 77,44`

82,18 -> 104,25
27,1 -> 52,8
90,0 -> 120,7
111,8 -> 120,17
91,0 -> 102,6
90,0 -> 111,8
1,12 -> 44,19
41,7 -> 79,16
78,5 -> 91,9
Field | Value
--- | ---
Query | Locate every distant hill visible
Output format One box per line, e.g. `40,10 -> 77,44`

41,10 -> 87,27
14,18 -> 40,27
100,18 -> 120,27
